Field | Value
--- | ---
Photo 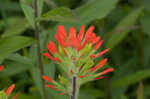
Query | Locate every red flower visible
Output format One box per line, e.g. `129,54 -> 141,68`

43,25 -> 113,80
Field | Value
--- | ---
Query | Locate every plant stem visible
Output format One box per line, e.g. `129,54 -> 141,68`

33,0 -> 47,99
71,76 -> 79,99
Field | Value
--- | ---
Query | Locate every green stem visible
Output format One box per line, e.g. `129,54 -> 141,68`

33,0 -> 47,99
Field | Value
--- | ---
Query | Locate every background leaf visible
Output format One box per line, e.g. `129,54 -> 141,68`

40,7 -> 76,22
20,0 -> 35,28
106,7 -> 143,49
0,36 -> 34,61
111,69 -> 150,89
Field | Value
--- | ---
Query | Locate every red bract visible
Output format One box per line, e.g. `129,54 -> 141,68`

42,75 -> 65,95
45,84 -> 58,91
42,75 -> 53,83
0,65 -> 4,71
90,58 -> 108,72
47,40 -> 58,54
77,25 -> 85,42
100,68 -> 114,75
6,84 -> 15,96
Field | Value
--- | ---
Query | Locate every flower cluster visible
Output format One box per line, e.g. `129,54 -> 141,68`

43,25 -> 114,95
0,65 -> 18,99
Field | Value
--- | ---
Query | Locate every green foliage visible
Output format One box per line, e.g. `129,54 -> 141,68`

2,18 -> 29,37
75,0 -> 118,25
111,69 -> 150,88
37,0 -> 44,17
0,0 -> 150,99
106,7 -> 143,49
0,36 -> 34,61
40,7 -> 76,22
20,0 -> 35,28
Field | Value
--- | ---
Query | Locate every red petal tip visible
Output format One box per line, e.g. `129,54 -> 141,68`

100,68 -> 114,75
80,74 -> 88,78
42,75 -> 53,83
0,65 -> 4,71
45,84 -> 58,91
95,76 -> 105,80
59,92 -> 65,95
6,84 -> 15,96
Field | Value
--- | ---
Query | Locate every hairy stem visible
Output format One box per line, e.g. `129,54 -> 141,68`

71,76 -> 79,99
33,0 -> 47,99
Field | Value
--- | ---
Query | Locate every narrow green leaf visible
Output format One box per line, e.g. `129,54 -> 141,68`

11,93 -> 40,99
0,36 -> 34,61
141,13 -> 150,36
0,61 -> 30,77
6,53 -> 34,66
75,0 -> 118,25
111,69 -> 150,89
79,88 -> 105,99
2,18 -> 29,37
44,62 -> 56,79
20,0 -> 35,28
0,2 -> 21,11
106,7 -> 143,49
40,7 -> 76,22
38,0 -> 44,17
31,67 -> 44,99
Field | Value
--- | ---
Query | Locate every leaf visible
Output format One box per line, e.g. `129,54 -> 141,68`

141,13 -> 150,36
2,18 -> 29,37
0,36 -> 34,61
120,94 -> 128,99
75,0 -> 119,25
0,61 -> 30,77
110,58 -> 137,99
6,53 -> 34,66
0,1 -> 21,11
111,69 -> 150,89
11,93 -> 40,99
44,62 -> 56,79
38,0 -> 44,17
40,7 -> 76,22
31,67 -> 44,99
20,0 -> 35,28
106,7 -> 143,49
79,88 -> 105,99
140,0 -> 150,12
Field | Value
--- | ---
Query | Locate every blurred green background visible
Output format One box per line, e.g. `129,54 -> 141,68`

0,0 -> 150,99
